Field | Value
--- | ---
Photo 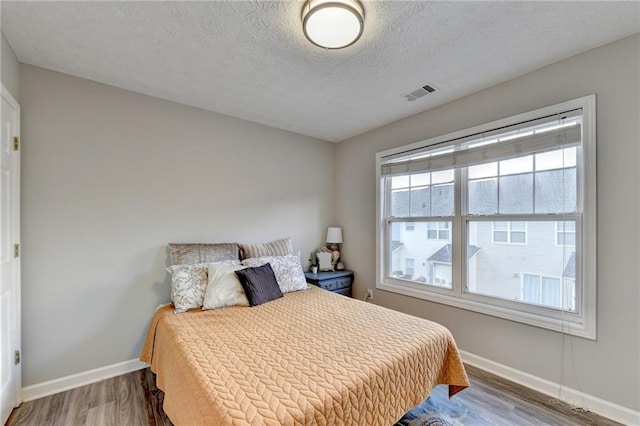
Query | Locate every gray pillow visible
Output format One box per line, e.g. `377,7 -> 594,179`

168,243 -> 240,265
234,263 -> 283,307
239,237 -> 293,260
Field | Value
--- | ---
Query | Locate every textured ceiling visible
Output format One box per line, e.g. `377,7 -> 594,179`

2,1 -> 639,142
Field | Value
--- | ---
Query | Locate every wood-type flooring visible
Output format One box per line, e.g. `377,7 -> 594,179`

7,364 -> 621,425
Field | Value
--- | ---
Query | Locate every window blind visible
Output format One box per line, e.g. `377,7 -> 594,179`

381,109 -> 582,177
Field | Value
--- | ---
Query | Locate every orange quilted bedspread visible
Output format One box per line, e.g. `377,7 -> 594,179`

140,287 -> 468,425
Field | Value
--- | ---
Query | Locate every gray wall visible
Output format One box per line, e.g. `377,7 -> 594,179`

20,64 -> 336,386
1,31 -> 19,98
335,34 -> 640,411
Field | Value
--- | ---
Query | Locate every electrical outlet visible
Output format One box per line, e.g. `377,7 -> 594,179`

365,289 -> 374,301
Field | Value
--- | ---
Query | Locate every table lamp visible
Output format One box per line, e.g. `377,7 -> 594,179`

326,227 -> 344,270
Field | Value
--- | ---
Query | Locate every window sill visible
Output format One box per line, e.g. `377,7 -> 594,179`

377,280 -> 595,340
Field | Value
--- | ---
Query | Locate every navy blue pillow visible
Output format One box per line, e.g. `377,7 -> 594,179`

234,263 -> 283,306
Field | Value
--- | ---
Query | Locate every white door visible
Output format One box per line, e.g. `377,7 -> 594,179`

0,85 -> 21,425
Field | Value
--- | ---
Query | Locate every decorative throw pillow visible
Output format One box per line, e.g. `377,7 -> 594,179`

168,243 -> 240,265
167,260 -> 239,313
202,263 -> 249,310
239,237 -> 293,260
234,263 -> 283,307
242,252 -> 308,294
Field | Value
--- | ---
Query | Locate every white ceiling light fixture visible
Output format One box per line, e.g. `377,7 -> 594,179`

302,0 -> 365,49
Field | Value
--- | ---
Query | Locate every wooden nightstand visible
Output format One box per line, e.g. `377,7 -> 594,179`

304,270 -> 353,297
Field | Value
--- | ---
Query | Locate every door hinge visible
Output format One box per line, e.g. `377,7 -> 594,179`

13,136 -> 19,151
14,350 -> 20,365
14,244 -> 19,258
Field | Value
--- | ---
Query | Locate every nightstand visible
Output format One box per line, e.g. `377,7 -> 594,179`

304,270 -> 353,297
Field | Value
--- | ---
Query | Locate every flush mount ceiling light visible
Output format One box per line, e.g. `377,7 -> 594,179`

302,0 -> 364,49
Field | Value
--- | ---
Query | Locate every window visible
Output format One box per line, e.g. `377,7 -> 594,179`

427,222 -> 450,240
405,222 -> 415,231
521,273 -> 575,311
556,221 -> 576,246
405,258 -> 415,278
376,96 -> 596,339
492,221 -> 526,244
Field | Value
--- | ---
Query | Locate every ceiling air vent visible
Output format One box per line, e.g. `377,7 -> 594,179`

403,84 -> 437,102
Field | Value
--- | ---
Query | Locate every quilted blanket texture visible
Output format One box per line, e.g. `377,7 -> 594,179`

140,287 -> 469,425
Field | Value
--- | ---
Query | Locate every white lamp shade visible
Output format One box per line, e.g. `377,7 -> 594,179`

326,227 -> 343,244
302,0 -> 364,49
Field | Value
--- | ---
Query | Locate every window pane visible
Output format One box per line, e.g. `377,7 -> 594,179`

410,187 -> 430,216
510,231 -> 526,244
537,147 -> 577,171
432,169 -> 454,184
499,174 -> 533,213
466,221 -> 576,311
468,162 -> 497,179
405,258 -> 415,276
563,147 -> 577,168
391,189 -> 410,217
468,178 -> 498,215
392,175 -> 409,189
493,231 -> 508,242
535,168 -> 576,213
559,221 -> 576,232
389,221 -> 452,288
510,221 -> 526,231
390,172 -> 453,218
411,173 -> 430,187
556,220 -> 576,246
431,184 -> 454,216
522,275 -> 541,303
499,155 -> 533,175
558,232 -> 576,246
493,222 -> 508,231
541,277 -> 561,308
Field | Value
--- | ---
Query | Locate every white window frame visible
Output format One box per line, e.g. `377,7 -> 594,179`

375,95 -> 596,339
492,221 -> 527,244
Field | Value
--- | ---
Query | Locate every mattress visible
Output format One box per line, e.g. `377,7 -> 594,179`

140,287 -> 469,425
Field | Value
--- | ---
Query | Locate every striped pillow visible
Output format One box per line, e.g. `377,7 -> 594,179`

240,237 -> 293,260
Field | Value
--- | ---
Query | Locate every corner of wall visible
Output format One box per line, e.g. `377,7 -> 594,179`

1,30 -> 20,101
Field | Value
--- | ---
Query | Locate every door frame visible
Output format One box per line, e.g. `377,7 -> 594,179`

1,83 -> 22,409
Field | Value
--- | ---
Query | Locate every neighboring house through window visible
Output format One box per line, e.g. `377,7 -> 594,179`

405,258 -> 415,278
492,221 -> 526,244
556,220 -> 576,246
427,222 -> 450,240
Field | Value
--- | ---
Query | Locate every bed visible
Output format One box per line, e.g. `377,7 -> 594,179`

140,286 -> 469,425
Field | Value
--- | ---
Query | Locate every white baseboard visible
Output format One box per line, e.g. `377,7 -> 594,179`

460,350 -> 640,426
21,359 -> 148,403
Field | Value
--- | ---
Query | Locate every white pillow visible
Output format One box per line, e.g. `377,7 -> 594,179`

241,252 -> 308,293
202,263 -> 249,310
167,260 -> 239,313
